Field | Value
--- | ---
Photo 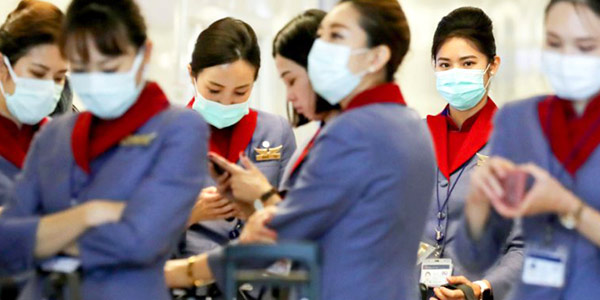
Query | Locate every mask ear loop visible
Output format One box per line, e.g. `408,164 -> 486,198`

0,55 -> 17,96
483,63 -> 494,89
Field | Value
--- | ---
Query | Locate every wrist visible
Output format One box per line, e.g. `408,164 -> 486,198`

557,191 -> 582,216
473,280 -> 492,300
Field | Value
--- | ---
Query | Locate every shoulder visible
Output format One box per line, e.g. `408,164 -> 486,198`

256,110 -> 291,129
329,104 -> 423,138
153,106 -> 208,136
494,95 -> 548,128
34,113 -> 78,144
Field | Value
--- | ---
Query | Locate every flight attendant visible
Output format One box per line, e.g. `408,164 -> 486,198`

422,7 -> 522,300
165,1 -> 436,299
0,0 -> 67,207
456,1 -> 600,299
182,17 -> 296,258
0,0 -> 207,299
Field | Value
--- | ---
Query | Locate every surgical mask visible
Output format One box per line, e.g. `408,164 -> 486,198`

0,56 -> 61,125
435,65 -> 492,111
70,49 -> 145,119
308,39 -> 370,105
192,83 -> 249,129
541,51 -> 600,101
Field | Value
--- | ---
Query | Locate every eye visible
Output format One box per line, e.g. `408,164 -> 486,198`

547,40 -> 561,48
102,68 -> 119,73
289,78 -> 296,87
578,45 -> 597,53
235,91 -> 247,96
208,89 -> 220,94
463,61 -> 475,67
30,71 -> 45,78
438,63 -> 450,68
331,32 -> 343,40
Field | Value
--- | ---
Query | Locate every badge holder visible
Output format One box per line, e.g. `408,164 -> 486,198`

420,258 -> 453,288
522,221 -> 569,289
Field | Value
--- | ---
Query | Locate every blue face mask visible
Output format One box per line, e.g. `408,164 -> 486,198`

0,56 -> 61,125
70,49 -> 145,119
192,85 -> 250,129
308,39 -> 369,105
435,65 -> 492,111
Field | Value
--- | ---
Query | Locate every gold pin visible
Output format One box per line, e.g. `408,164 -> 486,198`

476,153 -> 489,167
255,145 -> 282,161
120,132 -> 158,147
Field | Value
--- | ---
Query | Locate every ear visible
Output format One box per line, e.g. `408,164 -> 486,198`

142,39 -> 153,65
489,55 -> 501,76
187,64 -> 195,84
367,45 -> 391,74
0,53 -> 8,83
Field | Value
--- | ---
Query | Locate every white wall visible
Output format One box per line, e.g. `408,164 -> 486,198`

1,0 -> 553,142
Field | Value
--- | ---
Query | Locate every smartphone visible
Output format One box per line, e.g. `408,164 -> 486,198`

500,170 -> 534,208
211,161 -> 225,176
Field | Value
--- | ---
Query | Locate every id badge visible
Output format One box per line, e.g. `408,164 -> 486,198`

417,242 -> 437,265
522,245 -> 568,288
420,258 -> 453,288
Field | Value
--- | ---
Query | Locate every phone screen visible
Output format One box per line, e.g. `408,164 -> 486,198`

501,170 -> 533,207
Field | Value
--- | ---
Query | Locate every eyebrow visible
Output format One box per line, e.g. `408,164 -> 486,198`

280,70 -> 291,78
208,81 -> 224,88
330,22 -> 350,30
234,84 -> 251,90
459,55 -> 478,61
30,63 -> 49,71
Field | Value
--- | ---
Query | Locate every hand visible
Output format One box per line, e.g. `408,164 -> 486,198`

82,200 -> 126,227
187,187 -> 238,225
209,152 -> 273,203
240,206 -> 278,244
232,202 -> 255,221
511,163 -> 581,217
431,276 -> 481,300
465,157 -> 516,239
164,259 -> 191,288
63,243 -> 79,256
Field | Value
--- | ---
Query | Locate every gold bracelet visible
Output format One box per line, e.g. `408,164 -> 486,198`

187,256 -> 203,287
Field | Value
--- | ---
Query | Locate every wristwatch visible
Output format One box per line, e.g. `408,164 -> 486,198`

560,201 -> 585,230
259,187 -> 278,203
473,280 -> 493,300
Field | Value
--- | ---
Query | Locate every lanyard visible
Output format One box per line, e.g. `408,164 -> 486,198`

434,157 -> 473,255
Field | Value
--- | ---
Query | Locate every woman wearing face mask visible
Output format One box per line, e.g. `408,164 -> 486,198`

422,7 -> 523,300
0,0 -> 67,207
0,0 -> 208,299
165,1 -> 436,299
456,0 -> 600,299
182,18 -> 296,260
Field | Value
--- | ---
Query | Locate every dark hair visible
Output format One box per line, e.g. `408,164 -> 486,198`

339,0 -> 411,82
432,7 -> 496,63
546,0 -> 600,17
190,17 -> 260,79
273,9 -> 338,127
61,0 -> 147,62
0,0 -> 64,65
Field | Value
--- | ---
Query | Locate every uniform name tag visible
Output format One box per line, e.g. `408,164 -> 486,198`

522,246 -> 567,288
420,258 -> 453,288
120,132 -> 157,147
255,145 -> 282,161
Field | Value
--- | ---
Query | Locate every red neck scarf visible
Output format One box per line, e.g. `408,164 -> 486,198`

71,82 -> 170,173
289,127 -> 322,177
427,98 -> 497,179
0,115 -> 41,168
538,93 -> 600,176
187,98 -> 258,163
345,83 -> 407,111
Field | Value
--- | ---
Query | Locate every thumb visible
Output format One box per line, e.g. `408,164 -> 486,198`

240,154 -> 259,171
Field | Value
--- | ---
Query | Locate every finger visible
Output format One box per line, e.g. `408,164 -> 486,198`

202,194 -> 225,205
209,152 -> 242,174
214,204 -> 237,215
474,170 -> 503,202
439,287 -> 463,298
489,193 -> 521,218
433,288 -> 448,300
208,162 -> 224,180
240,154 -> 259,171
447,276 -> 468,285
216,171 -> 231,186
202,186 -> 218,194
519,163 -> 547,180
217,178 -> 232,194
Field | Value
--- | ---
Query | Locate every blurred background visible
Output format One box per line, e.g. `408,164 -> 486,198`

0,0 -> 554,142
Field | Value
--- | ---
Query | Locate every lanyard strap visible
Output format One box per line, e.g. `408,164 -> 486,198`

434,157 -> 473,253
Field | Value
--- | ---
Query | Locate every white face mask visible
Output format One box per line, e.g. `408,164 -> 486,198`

435,65 -> 492,111
191,81 -> 250,129
541,51 -> 600,101
0,56 -> 61,125
70,49 -> 145,119
308,39 -> 369,105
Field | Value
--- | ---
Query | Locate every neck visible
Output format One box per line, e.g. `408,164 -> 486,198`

448,96 -> 488,130
572,100 -> 590,117
339,74 -> 386,110
322,110 -> 340,123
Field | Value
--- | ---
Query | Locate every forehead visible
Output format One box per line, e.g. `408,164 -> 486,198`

14,44 -> 67,68
546,2 -> 600,38
437,37 -> 487,59
321,2 -> 362,29
199,60 -> 256,84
